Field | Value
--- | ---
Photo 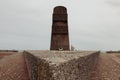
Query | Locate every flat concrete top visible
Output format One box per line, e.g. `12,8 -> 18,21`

26,50 -> 98,65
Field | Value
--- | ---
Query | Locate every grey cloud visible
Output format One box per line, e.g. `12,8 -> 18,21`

105,0 -> 120,15
0,0 -> 120,50
106,0 -> 120,7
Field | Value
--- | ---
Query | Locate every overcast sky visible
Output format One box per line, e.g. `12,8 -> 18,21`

0,0 -> 120,50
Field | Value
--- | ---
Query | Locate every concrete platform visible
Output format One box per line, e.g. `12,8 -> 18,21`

25,50 -> 99,80
27,50 -> 97,65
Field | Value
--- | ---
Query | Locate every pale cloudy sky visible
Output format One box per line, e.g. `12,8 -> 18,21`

0,0 -> 120,50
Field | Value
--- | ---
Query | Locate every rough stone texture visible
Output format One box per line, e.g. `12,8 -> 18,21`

0,53 -> 29,80
24,51 -> 38,80
91,53 -> 120,80
26,50 -> 100,80
50,6 -> 70,50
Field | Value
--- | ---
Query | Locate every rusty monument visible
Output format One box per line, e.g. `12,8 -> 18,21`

50,6 -> 70,50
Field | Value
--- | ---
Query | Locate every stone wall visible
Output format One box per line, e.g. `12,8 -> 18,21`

24,51 -> 38,80
35,51 -> 100,80
38,58 -> 53,80
24,51 -> 100,80
52,51 -> 100,80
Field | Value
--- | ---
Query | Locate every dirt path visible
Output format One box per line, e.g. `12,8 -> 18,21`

91,53 -> 120,80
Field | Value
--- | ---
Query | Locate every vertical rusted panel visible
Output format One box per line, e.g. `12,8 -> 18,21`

50,6 -> 70,50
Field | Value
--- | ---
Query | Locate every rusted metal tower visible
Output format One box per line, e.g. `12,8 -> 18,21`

50,6 -> 70,50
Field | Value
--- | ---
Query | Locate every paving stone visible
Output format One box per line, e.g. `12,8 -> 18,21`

91,53 -> 120,80
0,53 -> 29,80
